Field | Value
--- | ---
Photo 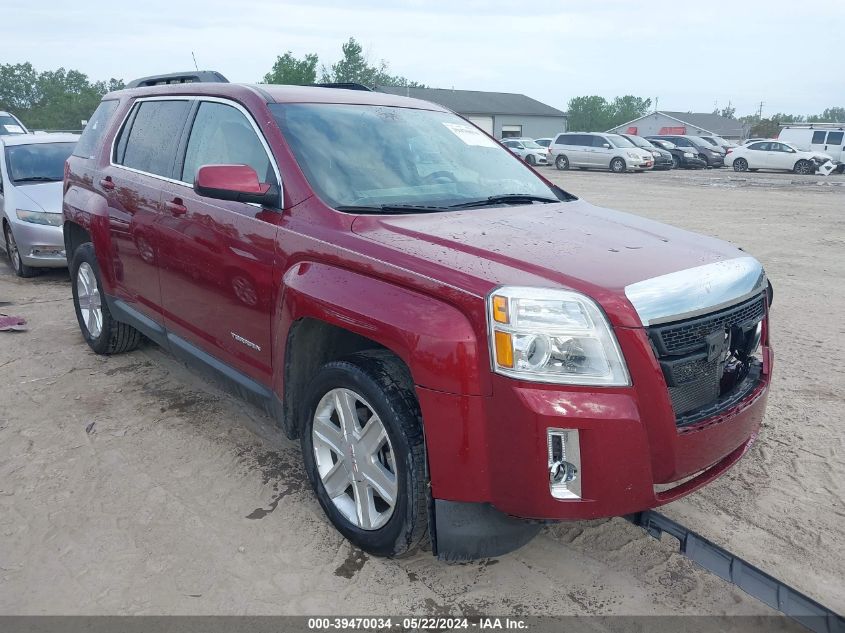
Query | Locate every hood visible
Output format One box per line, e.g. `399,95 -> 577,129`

13,181 -> 64,213
351,199 -> 754,328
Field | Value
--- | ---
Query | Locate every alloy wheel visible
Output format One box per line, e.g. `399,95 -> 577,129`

312,388 -> 398,531
76,262 -> 103,338
5,225 -> 20,273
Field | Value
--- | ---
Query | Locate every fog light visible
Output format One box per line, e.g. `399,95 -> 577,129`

547,428 -> 581,499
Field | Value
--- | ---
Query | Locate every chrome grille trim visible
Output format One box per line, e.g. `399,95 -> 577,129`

625,256 -> 767,326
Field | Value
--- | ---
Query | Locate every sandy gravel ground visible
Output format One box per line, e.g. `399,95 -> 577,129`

0,168 -> 842,617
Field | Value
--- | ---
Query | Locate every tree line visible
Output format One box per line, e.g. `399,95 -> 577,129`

2,39 -> 843,135
566,94 -> 845,136
0,37 -> 423,130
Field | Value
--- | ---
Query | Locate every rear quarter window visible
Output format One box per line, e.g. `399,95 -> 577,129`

72,100 -> 119,159
827,131 -> 843,145
811,131 -> 827,144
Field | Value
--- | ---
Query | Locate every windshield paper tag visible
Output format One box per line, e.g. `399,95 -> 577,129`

442,122 -> 498,147
3,124 -> 25,134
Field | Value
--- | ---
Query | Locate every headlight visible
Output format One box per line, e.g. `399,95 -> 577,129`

626,151 -> 640,159
650,150 -> 660,157
487,287 -> 630,386
683,152 -> 695,158
16,209 -> 62,226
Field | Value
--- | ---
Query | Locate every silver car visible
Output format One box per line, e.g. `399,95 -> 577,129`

1,133 -> 79,276
549,132 -> 654,173
0,111 -> 29,136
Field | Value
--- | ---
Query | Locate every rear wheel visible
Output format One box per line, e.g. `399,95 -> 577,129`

555,155 -> 569,170
4,223 -> 38,278
793,159 -> 813,175
610,157 -> 626,173
733,158 -> 748,172
70,242 -> 142,354
300,351 -> 428,557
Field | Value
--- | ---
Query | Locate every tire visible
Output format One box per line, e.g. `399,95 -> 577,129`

555,155 -> 569,170
610,157 -> 626,173
793,159 -> 813,175
4,222 -> 38,278
526,154 -> 536,166
300,351 -> 428,557
733,158 -> 748,172
672,155 -> 681,169
70,242 -> 142,354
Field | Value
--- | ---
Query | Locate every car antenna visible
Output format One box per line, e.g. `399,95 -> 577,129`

191,51 -> 199,72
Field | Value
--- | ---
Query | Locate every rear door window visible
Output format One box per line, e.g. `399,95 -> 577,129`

811,131 -> 826,144
115,100 -> 191,178
180,101 -> 276,185
826,131 -> 844,145
73,100 -> 118,159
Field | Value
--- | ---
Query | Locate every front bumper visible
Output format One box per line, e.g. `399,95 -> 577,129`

419,327 -> 771,522
630,159 -> 654,171
682,156 -> 708,169
8,220 -> 67,268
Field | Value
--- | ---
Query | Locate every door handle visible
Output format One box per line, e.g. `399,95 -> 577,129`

165,198 -> 187,215
99,177 -> 115,191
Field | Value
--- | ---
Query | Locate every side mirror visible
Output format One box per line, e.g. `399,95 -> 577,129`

602,143 -> 611,149
194,164 -> 280,207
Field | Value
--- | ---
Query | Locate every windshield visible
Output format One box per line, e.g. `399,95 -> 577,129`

625,134 -> 654,148
5,142 -> 75,183
270,103 -> 562,211
607,134 -> 635,148
0,115 -> 27,135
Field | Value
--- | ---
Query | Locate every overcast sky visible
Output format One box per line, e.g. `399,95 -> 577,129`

4,0 -> 842,117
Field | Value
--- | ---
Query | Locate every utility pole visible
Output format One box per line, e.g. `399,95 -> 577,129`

757,101 -> 764,120
192,51 -> 200,72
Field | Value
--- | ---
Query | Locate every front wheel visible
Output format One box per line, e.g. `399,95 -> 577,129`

793,159 -> 813,175
733,158 -> 748,172
4,223 -> 38,278
555,155 -> 569,170
301,351 -> 428,557
672,155 -> 681,169
610,157 -> 626,173
70,242 -> 142,354
526,154 -> 536,166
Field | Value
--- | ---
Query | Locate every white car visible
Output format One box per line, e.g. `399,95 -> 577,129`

0,133 -> 79,276
726,140 -> 830,175
549,132 -> 654,172
500,138 -> 549,166
0,111 -> 29,136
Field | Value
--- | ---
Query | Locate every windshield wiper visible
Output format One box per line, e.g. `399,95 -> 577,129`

448,194 -> 560,209
14,177 -> 61,183
335,204 -> 450,214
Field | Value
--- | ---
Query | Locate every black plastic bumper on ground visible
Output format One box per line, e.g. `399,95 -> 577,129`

627,510 -> 844,633
431,500 -> 542,561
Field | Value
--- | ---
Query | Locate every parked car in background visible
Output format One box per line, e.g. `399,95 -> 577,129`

533,137 -> 553,148
726,140 -> 831,174
779,125 -> 845,167
647,135 -> 725,168
619,134 -> 674,170
0,111 -> 29,136
63,76 -> 772,560
742,138 -> 768,146
647,139 -> 706,169
1,133 -> 79,276
549,132 -> 653,172
698,135 -> 737,151
500,138 -> 549,166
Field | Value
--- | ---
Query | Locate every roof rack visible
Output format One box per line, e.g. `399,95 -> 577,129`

780,122 -> 844,129
126,71 -> 229,89
310,82 -> 372,92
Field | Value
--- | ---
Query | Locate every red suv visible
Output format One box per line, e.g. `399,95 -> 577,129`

63,74 -> 773,560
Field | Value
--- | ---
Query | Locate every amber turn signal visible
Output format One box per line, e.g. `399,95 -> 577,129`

494,330 -> 514,368
492,295 -> 509,323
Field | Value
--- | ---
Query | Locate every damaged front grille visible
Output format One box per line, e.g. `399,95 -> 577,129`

648,294 -> 766,426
